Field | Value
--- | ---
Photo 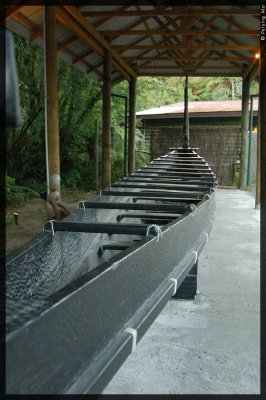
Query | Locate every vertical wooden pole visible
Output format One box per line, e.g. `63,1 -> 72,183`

102,49 -> 112,188
260,46 -> 266,209
182,75 -> 189,149
94,119 -> 99,190
247,95 -> 253,187
239,76 -> 250,189
124,96 -> 128,176
43,6 -> 60,193
128,77 -> 137,174
255,104 -> 260,209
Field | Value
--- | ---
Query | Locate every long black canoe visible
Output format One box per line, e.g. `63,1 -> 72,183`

5,146 -> 217,394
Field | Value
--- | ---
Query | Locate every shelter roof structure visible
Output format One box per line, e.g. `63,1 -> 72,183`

136,99 -> 259,119
5,3 -> 261,84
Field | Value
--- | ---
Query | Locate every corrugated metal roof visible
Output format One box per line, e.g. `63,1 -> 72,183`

5,4 -> 261,83
136,99 -> 259,118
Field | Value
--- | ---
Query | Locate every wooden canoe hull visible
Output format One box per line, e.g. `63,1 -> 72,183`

5,147 -> 216,394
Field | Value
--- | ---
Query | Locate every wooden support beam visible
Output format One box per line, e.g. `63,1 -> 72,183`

128,77 -> 137,174
239,76 -> 250,189
131,12 -> 214,73
56,7 -> 104,55
72,14 -> 154,68
98,29 -> 259,37
63,6 -> 137,79
136,65 -> 242,70
221,15 -> 255,32
28,5 -> 138,59
80,29 -> 152,78
82,9 -> 260,17
12,11 -> 36,30
260,44 -> 266,208
55,6 -> 130,81
43,6 -> 60,192
102,49 -> 112,188
72,49 -> 92,65
150,14 -> 191,69
137,72 -> 241,77
114,44 -> 258,51
57,35 -> 77,52
136,5 -> 160,61
30,27 -> 43,41
124,56 -> 250,62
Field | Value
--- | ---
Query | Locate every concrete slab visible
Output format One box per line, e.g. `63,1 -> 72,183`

103,189 -> 260,394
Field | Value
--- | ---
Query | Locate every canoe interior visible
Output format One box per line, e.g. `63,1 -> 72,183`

5,147 -> 217,394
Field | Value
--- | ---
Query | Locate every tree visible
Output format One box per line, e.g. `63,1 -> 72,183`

7,33 -> 259,194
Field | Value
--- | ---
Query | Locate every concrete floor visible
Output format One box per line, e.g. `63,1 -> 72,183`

103,189 -> 260,394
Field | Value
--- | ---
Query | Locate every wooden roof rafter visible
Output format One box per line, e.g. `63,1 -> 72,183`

117,8 -> 224,72
136,65 -> 242,70
79,10 -> 164,77
147,15 -> 190,70
5,4 -> 260,82
69,8 -> 160,74
97,29 -> 259,37
113,44 -> 258,51
129,12 -> 236,75
183,19 -> 248,73
137,72 -> 241,77
156,13 -> 218,70
82,9 -> 260,17
135,6 -> 163,67
190,19 -> 257,75
80,25 -> 153,78
29,3 -> 133,44
5,8 -> 97,74
55,6 -> 136,81
128,7 -> 226,73
135,6 -> 216,71
123,56 -> 250,62
66,4 -> 140,67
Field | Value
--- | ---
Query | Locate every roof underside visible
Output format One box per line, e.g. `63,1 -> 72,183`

5,3 -> 261,84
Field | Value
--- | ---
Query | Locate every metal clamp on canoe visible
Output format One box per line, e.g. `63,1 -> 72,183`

146,224 -> 163,242
78,201 -> 86,212
203,232 -> 209,243
43,219 -> 56,236
192,250 -> 198,263
190,204 -> 197,217
124,327 -> 138,353
169,278 -> 178,296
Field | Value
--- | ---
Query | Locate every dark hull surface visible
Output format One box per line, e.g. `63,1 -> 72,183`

5,147 -> 217,394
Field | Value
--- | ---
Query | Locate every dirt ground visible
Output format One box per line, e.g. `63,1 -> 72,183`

6,190 -> 94,256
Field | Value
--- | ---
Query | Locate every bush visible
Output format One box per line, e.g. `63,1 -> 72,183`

6,175 -> 39,206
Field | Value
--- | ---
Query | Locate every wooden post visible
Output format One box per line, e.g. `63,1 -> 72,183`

128,77 -> 137,173
182,75 -> 189,148
239,76 -> 250,189
102,49 -> 112,188
255,104 -> 260,209
43,6 -> 60,193
94,119 -> 99,190
260,45 -> 266,208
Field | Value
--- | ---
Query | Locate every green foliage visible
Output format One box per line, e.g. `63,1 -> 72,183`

6,175 -> 39,205
7,33 -> 259,197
